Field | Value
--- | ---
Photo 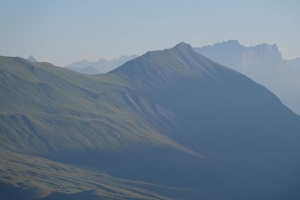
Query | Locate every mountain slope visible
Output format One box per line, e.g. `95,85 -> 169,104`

193,40 -> 300,115
0,56 -> 187,156
1,43 -> 300,199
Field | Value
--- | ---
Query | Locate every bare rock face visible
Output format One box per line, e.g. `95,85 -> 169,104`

194,41 -> 300,115
194,40 -> 283,73
240,44 -> 282,72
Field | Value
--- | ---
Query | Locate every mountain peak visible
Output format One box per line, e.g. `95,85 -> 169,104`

111,42 -> 235,85
174,42 -> 193,50
27,55 -> 37,62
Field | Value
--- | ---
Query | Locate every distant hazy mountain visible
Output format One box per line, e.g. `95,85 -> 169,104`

65,55 -> 138,74
1,43 -> 300,199
193,40 -> 300,115
66,65 -> 101,75
287,57 -> 300,68
27,55 -> 38,62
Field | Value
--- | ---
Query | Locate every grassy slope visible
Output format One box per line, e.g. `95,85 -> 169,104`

0,56 -> 190,156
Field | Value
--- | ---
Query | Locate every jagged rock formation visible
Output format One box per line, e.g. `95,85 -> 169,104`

194,40 -> 300,115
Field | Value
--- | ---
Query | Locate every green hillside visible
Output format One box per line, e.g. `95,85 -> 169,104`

0,55 -> 189,155
1,43 -> 300,199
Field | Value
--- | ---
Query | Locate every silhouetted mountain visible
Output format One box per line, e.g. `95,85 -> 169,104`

1,43 -> 300,199
65,55 -> 138,74
193,40 -> 300,115
287,57 -> 300,68
66,65 -> 100,75
27,55 -> 38,62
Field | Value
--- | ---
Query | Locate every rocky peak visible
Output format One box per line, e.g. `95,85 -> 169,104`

174,42 -> 193,50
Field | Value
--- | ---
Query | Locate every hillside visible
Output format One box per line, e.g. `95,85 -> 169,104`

193,40 -> 300,115
1,43 -> 300,199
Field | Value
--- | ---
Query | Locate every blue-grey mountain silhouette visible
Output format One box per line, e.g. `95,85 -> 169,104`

65,55 -> 138,74
193,40 -> 300,115
287,57 -> 300,68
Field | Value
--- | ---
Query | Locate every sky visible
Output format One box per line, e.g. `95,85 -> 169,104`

0,0 -> 299,66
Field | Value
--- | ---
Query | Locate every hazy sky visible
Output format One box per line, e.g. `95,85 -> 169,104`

0,0 -> 299,66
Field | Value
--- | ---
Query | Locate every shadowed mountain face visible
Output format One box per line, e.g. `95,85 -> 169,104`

193,40 -> 300,115
65,55 -> 138,74
1,43 -> 300,200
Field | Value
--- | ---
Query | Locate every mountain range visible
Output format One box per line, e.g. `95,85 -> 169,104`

1,43 -> 300,199
193,40 -> 300,115
65,55 -> 138,74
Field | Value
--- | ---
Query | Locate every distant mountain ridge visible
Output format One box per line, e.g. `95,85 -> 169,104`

193,40 -> 300,115
65,54 -> 138,74
66,65 -> 101,75
287,57 -> 300,68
